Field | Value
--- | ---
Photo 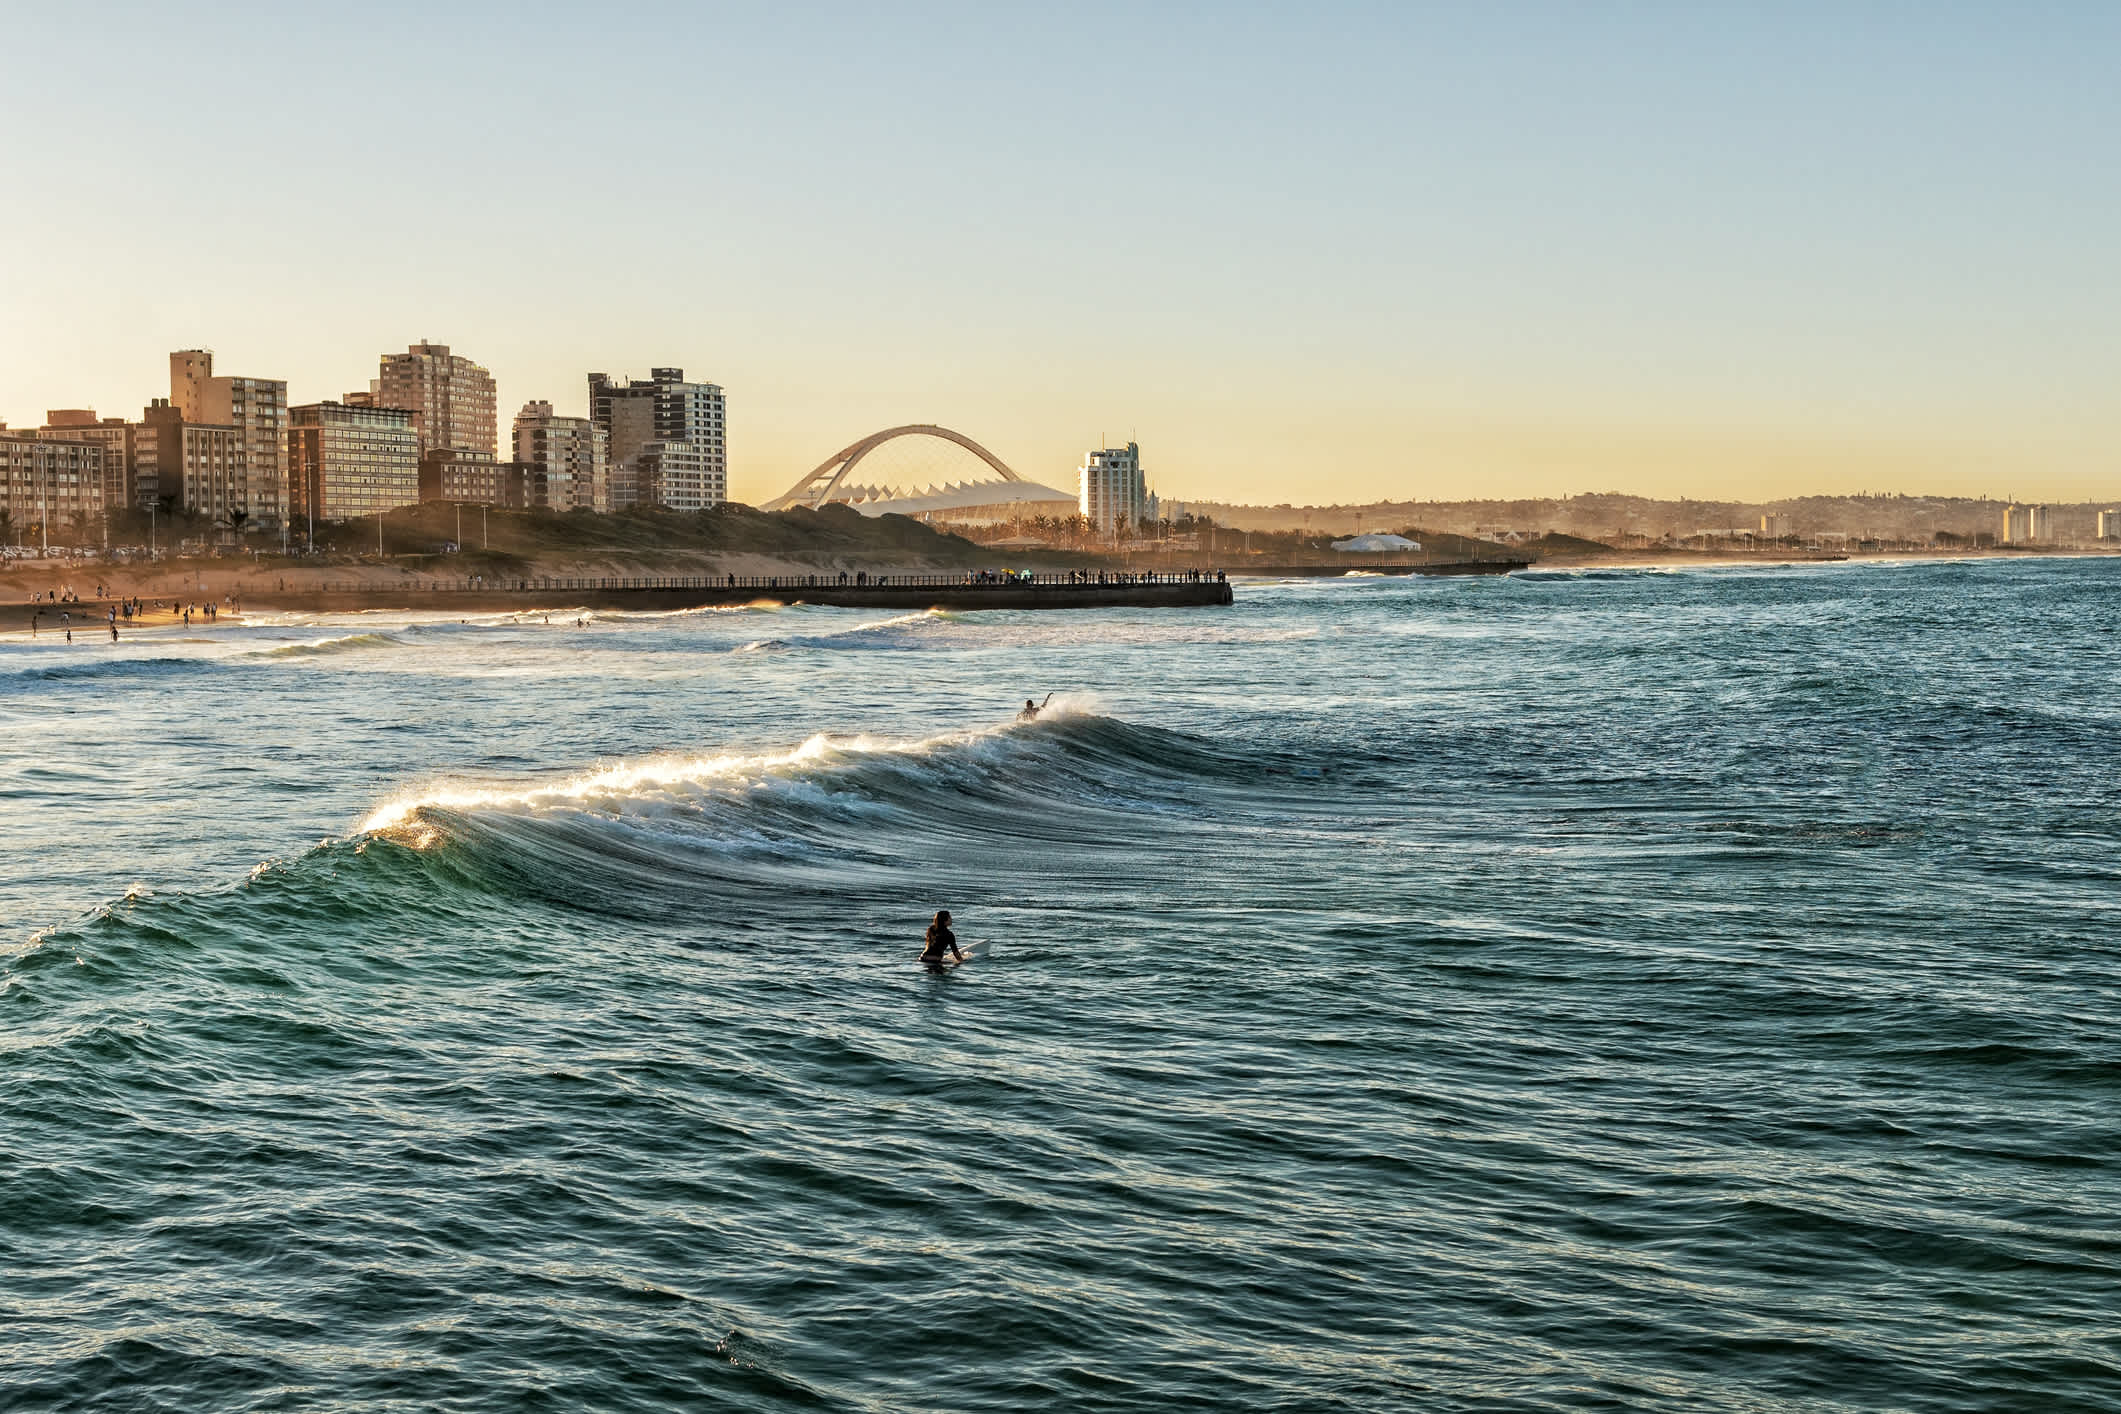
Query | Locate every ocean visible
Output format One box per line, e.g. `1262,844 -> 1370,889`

3,559 -> 2117,1412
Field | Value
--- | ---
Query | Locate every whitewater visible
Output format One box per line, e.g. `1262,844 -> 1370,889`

3,563 -> 2118,1412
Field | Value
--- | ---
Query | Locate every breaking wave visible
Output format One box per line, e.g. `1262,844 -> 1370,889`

22,707 -> 1309,945
248,632 -> 403,659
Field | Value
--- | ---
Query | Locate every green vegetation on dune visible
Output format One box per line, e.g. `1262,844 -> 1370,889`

1521,532 -> 1617,557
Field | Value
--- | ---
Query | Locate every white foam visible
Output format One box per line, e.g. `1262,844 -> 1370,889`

358,719 -> 1023,842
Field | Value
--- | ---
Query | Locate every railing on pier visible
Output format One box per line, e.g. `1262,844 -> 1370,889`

290,571 -> 1230,594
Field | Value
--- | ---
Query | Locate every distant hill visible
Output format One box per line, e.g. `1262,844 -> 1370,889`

1187,493 -> 2118,543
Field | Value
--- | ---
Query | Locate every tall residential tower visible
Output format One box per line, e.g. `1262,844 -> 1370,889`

1079,442 -> 1147,535
374,342 -> 497,460
586,368 -> 726,511
169,349 -> 287,528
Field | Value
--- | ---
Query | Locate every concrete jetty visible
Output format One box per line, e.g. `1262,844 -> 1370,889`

70,571 -> 1236,618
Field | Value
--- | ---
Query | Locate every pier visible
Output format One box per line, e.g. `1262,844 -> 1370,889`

99,571 -> 1236,617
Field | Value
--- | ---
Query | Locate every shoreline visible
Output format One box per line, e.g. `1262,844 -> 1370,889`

1527,547 -> 2121,572
4,544 -> 2111,634
2,574 -> 1232,632
1236,547 -> 2121,576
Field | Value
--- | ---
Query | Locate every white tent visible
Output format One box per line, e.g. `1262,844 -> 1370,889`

1331,533 -> 1420,552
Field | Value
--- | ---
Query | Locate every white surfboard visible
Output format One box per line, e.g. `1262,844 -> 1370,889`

926,938 -> 992,967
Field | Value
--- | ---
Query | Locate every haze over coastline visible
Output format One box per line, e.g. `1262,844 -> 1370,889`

5,2 -> 2118,507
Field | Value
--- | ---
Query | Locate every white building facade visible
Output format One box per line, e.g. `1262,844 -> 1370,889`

632,442 -> 720,512
1078,442 -> 1146,535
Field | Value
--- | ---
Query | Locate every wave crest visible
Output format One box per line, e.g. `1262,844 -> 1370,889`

249,632 -> 401,659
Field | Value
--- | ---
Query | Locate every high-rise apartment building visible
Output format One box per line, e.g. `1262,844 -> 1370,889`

2002,503 -> 2055,546
1079,442 -> 1147,534
2,432 -> 105,539
170,350 -> 287,528
417,448 -> 510,506
586,368 -> 726,510
2099,510 -> 2119,541
288,401 -> 420,525
41,411 -> 137,511
513,400 -> 610,512
139,398 -> 244,524
374,342 -> 498,459
631,443 -> 720,512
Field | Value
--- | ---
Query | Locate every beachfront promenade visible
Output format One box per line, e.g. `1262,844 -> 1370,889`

7,571 -> 1234,625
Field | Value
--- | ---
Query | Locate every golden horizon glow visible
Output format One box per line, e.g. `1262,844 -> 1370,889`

4,5 -> 2116,507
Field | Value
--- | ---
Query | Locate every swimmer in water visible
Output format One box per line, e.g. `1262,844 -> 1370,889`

1018,692 -> 1052,722
921,910 -> 964,966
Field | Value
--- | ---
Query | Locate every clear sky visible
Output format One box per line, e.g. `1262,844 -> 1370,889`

3,1 -> 2116,506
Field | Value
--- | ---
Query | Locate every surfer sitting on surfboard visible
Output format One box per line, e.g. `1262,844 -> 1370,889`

922,910 -> 965,966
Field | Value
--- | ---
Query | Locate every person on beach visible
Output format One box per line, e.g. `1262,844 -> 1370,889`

921,910 -> 964,966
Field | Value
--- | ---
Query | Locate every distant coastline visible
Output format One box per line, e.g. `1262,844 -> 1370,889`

1184,491 -> 2121,552
5,497 -> 2115,631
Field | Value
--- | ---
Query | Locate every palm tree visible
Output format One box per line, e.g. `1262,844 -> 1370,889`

225,508 -> 250,542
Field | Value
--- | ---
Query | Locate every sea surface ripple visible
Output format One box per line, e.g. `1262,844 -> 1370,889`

2,560 -> 2118,1411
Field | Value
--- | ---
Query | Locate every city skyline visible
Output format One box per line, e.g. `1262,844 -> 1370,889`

5,3 -> 2118,506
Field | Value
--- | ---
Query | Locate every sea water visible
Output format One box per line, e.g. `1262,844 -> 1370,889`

2,561 -> 2117,1411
